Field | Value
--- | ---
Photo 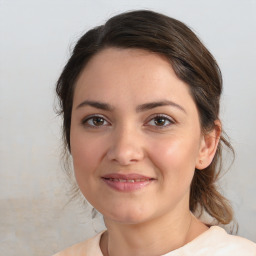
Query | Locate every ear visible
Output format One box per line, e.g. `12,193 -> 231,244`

196,120 -> 221,170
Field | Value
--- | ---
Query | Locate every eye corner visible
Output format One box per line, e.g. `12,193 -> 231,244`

145,114 -> 176,128
80,114 -> 111,128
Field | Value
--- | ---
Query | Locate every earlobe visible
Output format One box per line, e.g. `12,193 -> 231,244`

196,120 -> 221,170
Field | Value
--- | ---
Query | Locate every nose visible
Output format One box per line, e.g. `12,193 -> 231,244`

106,126 -> 145,166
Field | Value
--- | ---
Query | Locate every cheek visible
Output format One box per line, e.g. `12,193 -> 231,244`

70,133 -> 106,183
147,136 -> 199,182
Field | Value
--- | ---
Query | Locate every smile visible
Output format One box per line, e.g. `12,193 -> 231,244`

101,174 -> 156,192
104,178 -> 152,182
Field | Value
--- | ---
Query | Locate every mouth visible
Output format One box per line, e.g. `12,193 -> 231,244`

101,173 -> 156,192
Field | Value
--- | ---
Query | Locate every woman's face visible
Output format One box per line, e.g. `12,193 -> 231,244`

70,48 -> 205,224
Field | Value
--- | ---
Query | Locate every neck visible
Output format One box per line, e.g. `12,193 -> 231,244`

100,210 -> 205,256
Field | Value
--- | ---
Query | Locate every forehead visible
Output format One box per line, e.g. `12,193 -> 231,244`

73,47 -> 195,110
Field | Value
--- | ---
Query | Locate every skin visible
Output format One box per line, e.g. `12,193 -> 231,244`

70,48 -> 220,256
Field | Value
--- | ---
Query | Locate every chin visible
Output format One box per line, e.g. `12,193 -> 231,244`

103,206 -> 153,225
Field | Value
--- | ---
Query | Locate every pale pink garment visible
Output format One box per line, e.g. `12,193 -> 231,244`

53,226 -> 256,256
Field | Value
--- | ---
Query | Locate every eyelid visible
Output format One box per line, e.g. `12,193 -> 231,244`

81,114 -> 111,127
80,113 -> 175,128
145,114 -> 175,127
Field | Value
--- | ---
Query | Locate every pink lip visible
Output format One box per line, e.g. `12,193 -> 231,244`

101,173 -> 156,192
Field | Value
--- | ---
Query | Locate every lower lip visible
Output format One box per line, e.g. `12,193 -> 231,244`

102,178 -> 154,192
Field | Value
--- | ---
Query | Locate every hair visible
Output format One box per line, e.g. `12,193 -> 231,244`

56,10 -> 234,225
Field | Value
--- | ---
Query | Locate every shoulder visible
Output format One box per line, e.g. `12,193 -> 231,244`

53,231 -> 104,256
183,226 -> 256,256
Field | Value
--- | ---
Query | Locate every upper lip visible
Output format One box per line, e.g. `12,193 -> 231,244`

102,173 -> 155,180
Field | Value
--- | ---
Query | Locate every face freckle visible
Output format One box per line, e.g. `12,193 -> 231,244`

70,47 -> 204,224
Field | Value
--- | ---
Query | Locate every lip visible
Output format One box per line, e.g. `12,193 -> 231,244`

101,173 -> 156,192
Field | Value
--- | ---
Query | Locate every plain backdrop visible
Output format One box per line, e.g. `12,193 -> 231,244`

0,0 -> 255,255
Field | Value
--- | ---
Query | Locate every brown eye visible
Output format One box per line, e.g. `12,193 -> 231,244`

146,114 -> 174,128
92,117 -> 105,126
154,117 -> 167,126
82,115 -> 109,127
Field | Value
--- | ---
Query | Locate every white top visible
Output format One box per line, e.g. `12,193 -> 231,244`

53,226 -> 256,256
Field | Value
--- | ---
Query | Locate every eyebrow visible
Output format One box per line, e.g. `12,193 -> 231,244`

76,100 -> 186,113
76,100 -> 113,111
136,100 -> 186,113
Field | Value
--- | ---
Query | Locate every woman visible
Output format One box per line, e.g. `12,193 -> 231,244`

53,10 -> 256,256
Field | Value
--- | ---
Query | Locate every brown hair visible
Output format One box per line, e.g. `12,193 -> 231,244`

56,10 -> 234,225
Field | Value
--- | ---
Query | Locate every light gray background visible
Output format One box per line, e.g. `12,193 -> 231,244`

0,0 -> 255,255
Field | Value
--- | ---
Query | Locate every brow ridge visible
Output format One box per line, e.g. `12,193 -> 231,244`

76,99 -> 186,113
136,100 -> 186,113
76,100 -> 113,111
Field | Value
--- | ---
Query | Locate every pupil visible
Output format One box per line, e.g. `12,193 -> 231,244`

93,117 -> 104,126
155,118 -> 165,126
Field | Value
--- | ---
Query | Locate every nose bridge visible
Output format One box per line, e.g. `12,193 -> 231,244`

106,122 -> 144,165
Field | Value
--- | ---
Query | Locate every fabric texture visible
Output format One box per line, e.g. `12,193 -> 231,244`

53,226 -> 256,256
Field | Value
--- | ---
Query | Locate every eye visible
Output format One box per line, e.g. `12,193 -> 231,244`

146,114 -> 174,127
81,115 -> 110,128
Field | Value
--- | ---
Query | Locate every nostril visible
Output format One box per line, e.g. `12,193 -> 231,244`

106,129 -> 145,165
106,145 -> 144,165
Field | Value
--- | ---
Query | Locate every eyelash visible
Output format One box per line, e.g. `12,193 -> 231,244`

81,114 -> 110,128
81,114 -> 175,129
146,114 -> 175,128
